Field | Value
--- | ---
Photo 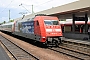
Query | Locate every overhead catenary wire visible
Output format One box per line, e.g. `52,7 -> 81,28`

0,0 -> 53,20
0,0 -> 53,18
19,3 -> 31,13
0,0 -> 14,14
19,0 -> 53,14
34,0 -> 53,7
20,0 -> 53,8
23,0 -> 53,7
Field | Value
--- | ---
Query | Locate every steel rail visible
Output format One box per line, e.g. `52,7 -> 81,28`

48,46 -> 90,60
0,35 -> 39,60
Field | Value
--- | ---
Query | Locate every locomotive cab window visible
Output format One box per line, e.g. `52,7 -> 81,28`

36,21 -> 39,26
44,20 -> 59,25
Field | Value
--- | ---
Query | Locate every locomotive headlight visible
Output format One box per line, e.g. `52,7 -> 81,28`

42,37 -> 45,38
41,37 -> 46,42
42,37 -> 46,40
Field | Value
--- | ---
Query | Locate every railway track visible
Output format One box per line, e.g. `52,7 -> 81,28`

0,32 -> 90,60
48,37 -> 90,60
0,35 -> 39,60
61,37 -> 90,55
48,46 -> 90,60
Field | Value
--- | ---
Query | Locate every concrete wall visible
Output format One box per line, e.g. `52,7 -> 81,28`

63,32 -> 89,40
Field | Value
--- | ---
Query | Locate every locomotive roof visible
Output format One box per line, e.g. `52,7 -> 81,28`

14,15 -> 58,22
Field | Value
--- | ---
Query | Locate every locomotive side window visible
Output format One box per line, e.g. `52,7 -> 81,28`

44,20 -> 59,25
36,21 -> 39,26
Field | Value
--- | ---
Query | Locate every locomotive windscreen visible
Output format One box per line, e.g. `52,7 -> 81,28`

44,20 -> 59,25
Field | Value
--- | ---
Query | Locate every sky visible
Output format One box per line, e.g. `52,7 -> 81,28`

0,0 -> 78,23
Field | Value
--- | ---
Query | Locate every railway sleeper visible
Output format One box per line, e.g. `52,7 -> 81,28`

62,43 -> 90,55
63,42 -> 90,49
62,40 -> 90,47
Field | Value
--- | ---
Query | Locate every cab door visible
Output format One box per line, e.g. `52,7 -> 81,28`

34,20 -> 41,35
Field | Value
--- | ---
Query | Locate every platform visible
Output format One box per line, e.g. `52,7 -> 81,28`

0,44 -> 10,60
62,37 -> 90,45
63,32 -> 90,41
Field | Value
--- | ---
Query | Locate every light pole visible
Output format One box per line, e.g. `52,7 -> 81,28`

9,10 -> 10,21
32,5 -> 34,14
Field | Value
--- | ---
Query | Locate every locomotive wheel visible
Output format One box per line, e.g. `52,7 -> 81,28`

55,40 -> 59,47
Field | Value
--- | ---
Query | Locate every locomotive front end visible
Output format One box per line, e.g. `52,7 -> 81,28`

44,17 -> 63,46
34,15 -> 62,46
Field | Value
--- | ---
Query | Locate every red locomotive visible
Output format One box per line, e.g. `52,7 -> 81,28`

0,14 -> 63,46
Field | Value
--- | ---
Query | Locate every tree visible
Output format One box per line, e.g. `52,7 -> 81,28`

0,21 -> 6,24
9,19 -> 14,22
3,21 -> 6,24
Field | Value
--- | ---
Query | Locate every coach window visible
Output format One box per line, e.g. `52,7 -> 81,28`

36,21 -> 39,26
